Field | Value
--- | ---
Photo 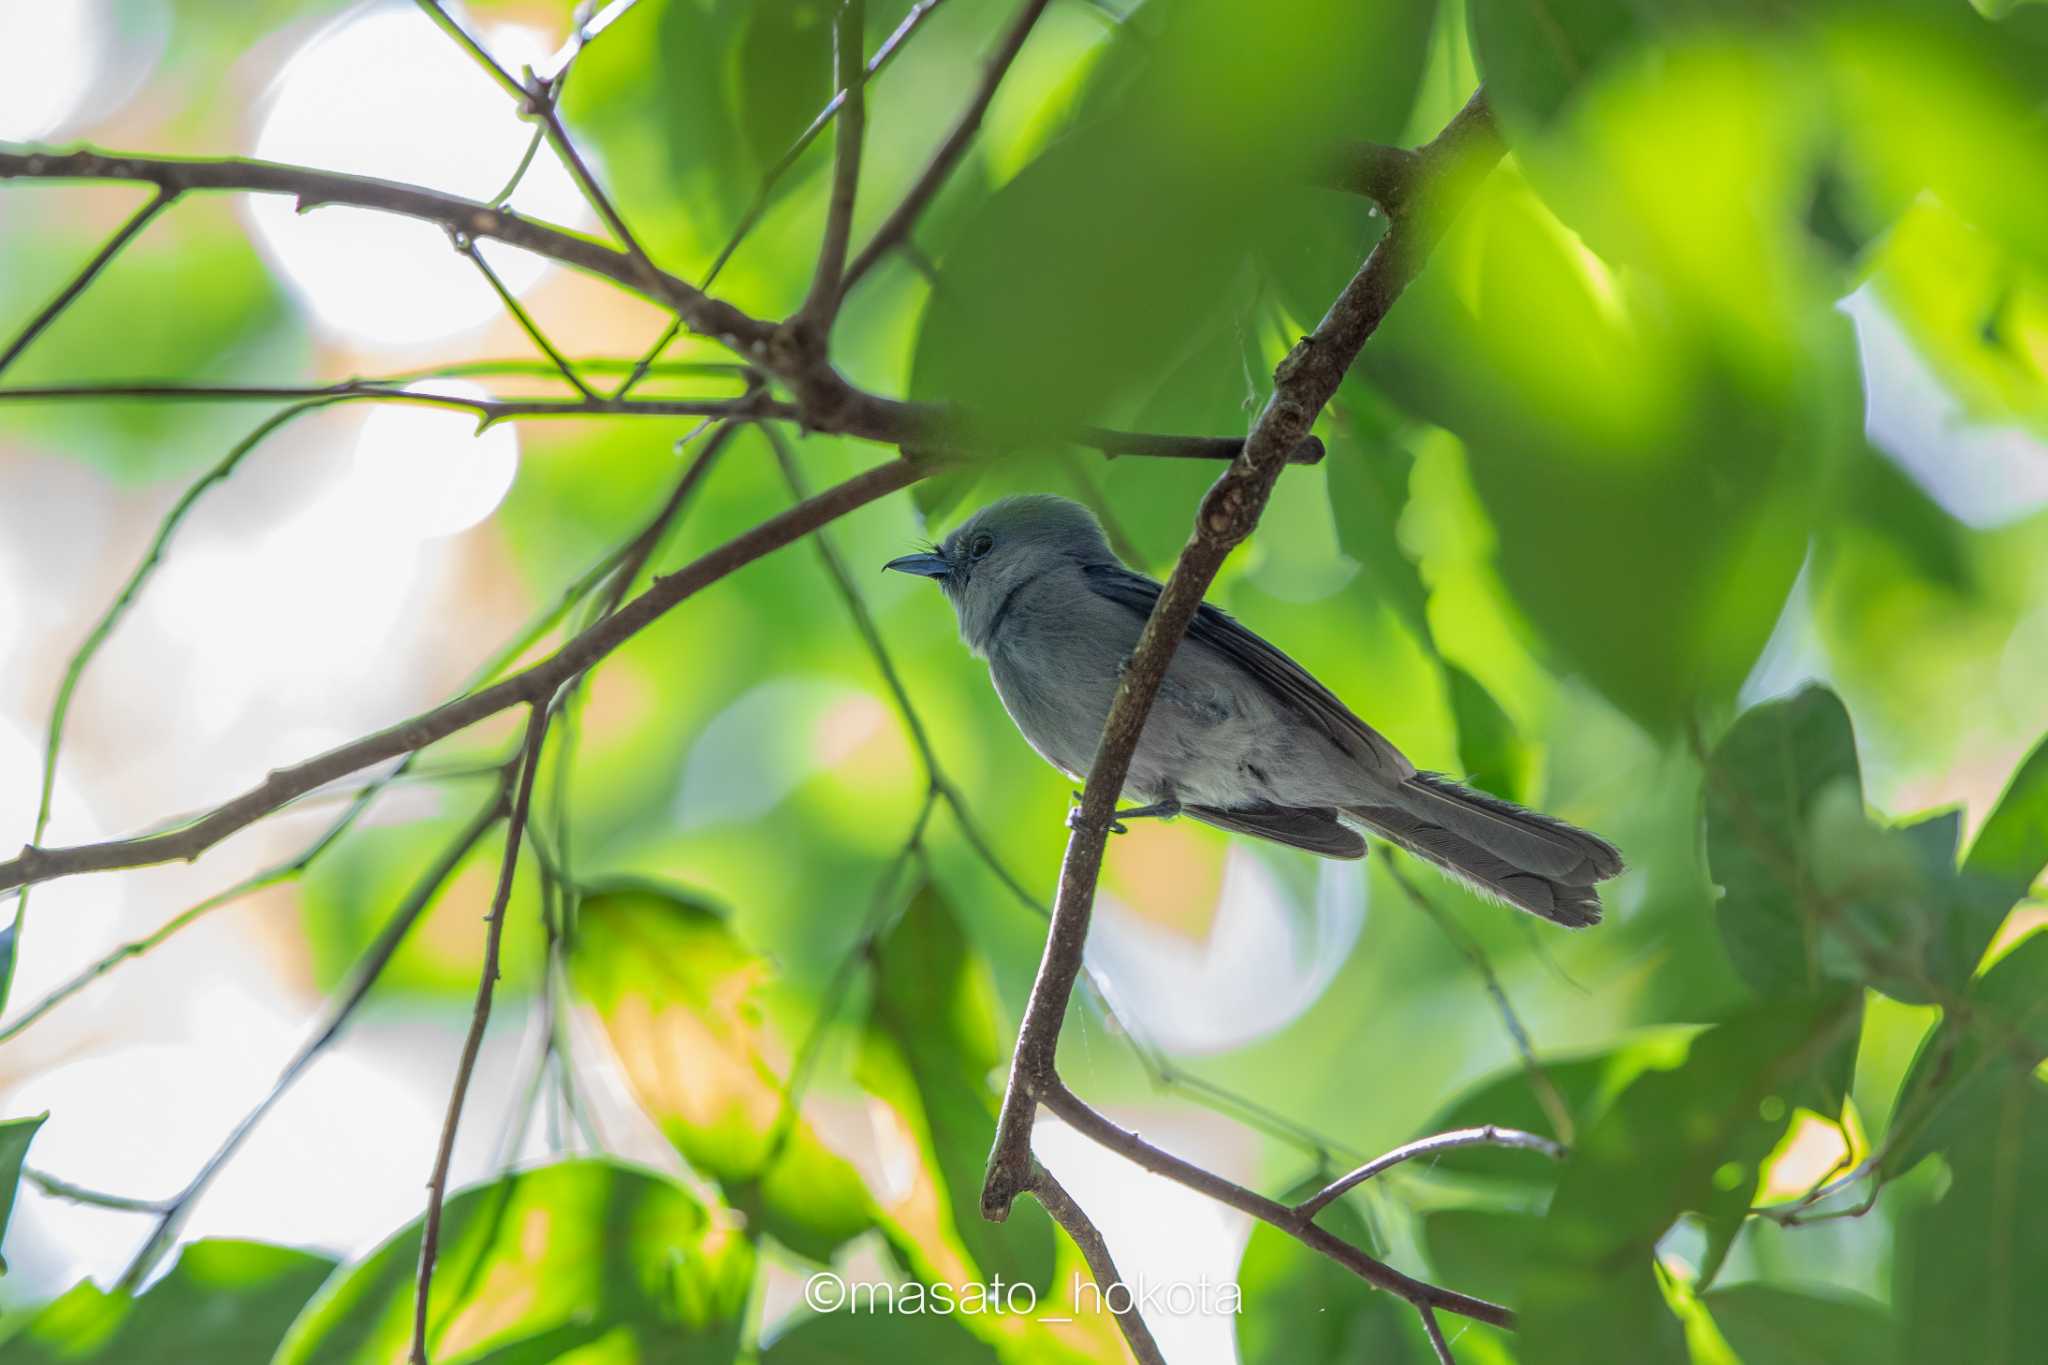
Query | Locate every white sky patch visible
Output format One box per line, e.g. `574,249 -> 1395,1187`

349,383 -> 521,540
245,4 -> 591,348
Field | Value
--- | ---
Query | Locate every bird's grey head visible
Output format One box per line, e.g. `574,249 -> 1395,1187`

883,494 -> 1116,653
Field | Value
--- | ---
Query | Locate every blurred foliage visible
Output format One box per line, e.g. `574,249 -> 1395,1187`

0,1239 -> 335,1365
1,0 -> 2045,1361
0,1116 -> 44,1277
273,1160 -> 753,1364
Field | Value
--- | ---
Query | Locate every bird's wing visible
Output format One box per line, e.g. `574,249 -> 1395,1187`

1080,562 -> 1408,774
1185,803 -> 1367,858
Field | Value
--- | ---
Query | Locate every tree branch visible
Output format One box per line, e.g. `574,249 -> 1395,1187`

412,707 -> 549,1365
978,86 -> 1508,1330
0,457 -> 920,896
116,782 -> 510,1291
839,0 -> 1052,299
0,185 -> 175,380
1040,1078 -> 1514,1328
796,0 -> 868,333
1292,1124 -> 1563,1222
1027,1159 -> 1167,1365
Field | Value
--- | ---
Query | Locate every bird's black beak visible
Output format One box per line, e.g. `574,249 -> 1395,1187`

882,552 -> 951,579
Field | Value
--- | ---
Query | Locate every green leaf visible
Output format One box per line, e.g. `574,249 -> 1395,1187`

912,0 -> 1435,441
0,1111 -> 46,1275
1418,1028 -> 1697,1184
0,915 -> 18,1020
1237,1175 -> 1426,1363
0,1239 -> 335,1364
1832,441 -> 1976,595
1701,1282 -> 1896,1365
1468,0 -> 1641,132
1886,928 -> 2048,1176
570,881 -> 876,1262
762,1308 -> 1001,1363
1963,728 -> 2048,908
274,1160 -> 752,1365
1444,662 -> 1532,803
860,884 -> 1055,1292
1704,686 -> 1864,996
1896,1072 -> 2048,1365
733,0 -> 833,178
1326,390 -> 1433,648
1420,1208 -> 1547,1308
1519,994 -> 1861,1364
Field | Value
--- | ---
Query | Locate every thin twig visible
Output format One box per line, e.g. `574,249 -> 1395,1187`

413,0 -> 527,102
1387,859 -> 1575,1144
839,0 -> 1051,299
411,707 -> 550,1365
795,0 -> 868,333
1040,1078 -> 1514,1328
0,457 -> 919,896
0,186 -> 176,379
115,784 -> 510,1291
694,0 -> 952,299
451,232 -> 595,398
1420,1304 -> 1457,1365
1028,1160 -> 1167,1365
1292,1125 -> 1564,1222
20,1167 -> 174,1216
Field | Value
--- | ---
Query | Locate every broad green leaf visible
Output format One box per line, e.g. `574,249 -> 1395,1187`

0,1239 -> 335,1365
1704,686 -> 1863,996
571,881 -> 876,1262
1467,0 -> 1640,132
912,0 -> 1435,443
1963,728 -> 2048,908
1326,389 -> 1433,648
1519,994 -> 1861,1364
1886,929 -> 2048,1176
1701,1282 -> 1895,1365
1831,441 -> 1976,595
1808,800 -> 2014,1003
1237,1175 -> 1426,1363
860,884 -> 1055,1292
275,1160 -> 752,1365
1418,1028 -> 1697,1184
762,1308 -> 1001,1363
733,0 -> 832,178
1420,1208 -> 1546,1309
1444,662 -> 1531,802
1896,1071 -> 2048,1365
0,1112 -> 45,1275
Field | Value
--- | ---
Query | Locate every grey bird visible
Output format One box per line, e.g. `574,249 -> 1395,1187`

884,494 -> 1623,927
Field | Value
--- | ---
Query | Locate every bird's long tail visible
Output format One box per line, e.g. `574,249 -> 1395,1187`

1344,773 -> 1623,928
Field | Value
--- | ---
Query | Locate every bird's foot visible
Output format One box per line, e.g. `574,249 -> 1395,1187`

1067,793 -> 1182,836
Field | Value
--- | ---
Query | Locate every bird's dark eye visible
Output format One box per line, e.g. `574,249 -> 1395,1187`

969,532 -> 994,560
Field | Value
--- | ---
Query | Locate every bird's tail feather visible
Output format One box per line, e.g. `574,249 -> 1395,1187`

1390,772 -> 1623,885
1344,796 -> 1612,929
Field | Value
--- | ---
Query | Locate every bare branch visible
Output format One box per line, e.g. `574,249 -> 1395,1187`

698,0 -> 954,294
452,233 -> 596,398
1388,859 -> 1575,1144
412,708 -> 549,1365
0,457 -> 921,896
0,186 -> 175,380
796,0 -> 869,334
1420,1304 -> 1458,1365
839,0 -> 1052,299
1320,141 -> 1424,213
116,784 -> 510,1291
1028,1160 -> 1167,1365
978,88 -> 1510,1331
1292,1125 -> 1564,1222
20,1167 -> 174,1216
413,0 -> 527,104
1040,1079 -> 1515,1328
